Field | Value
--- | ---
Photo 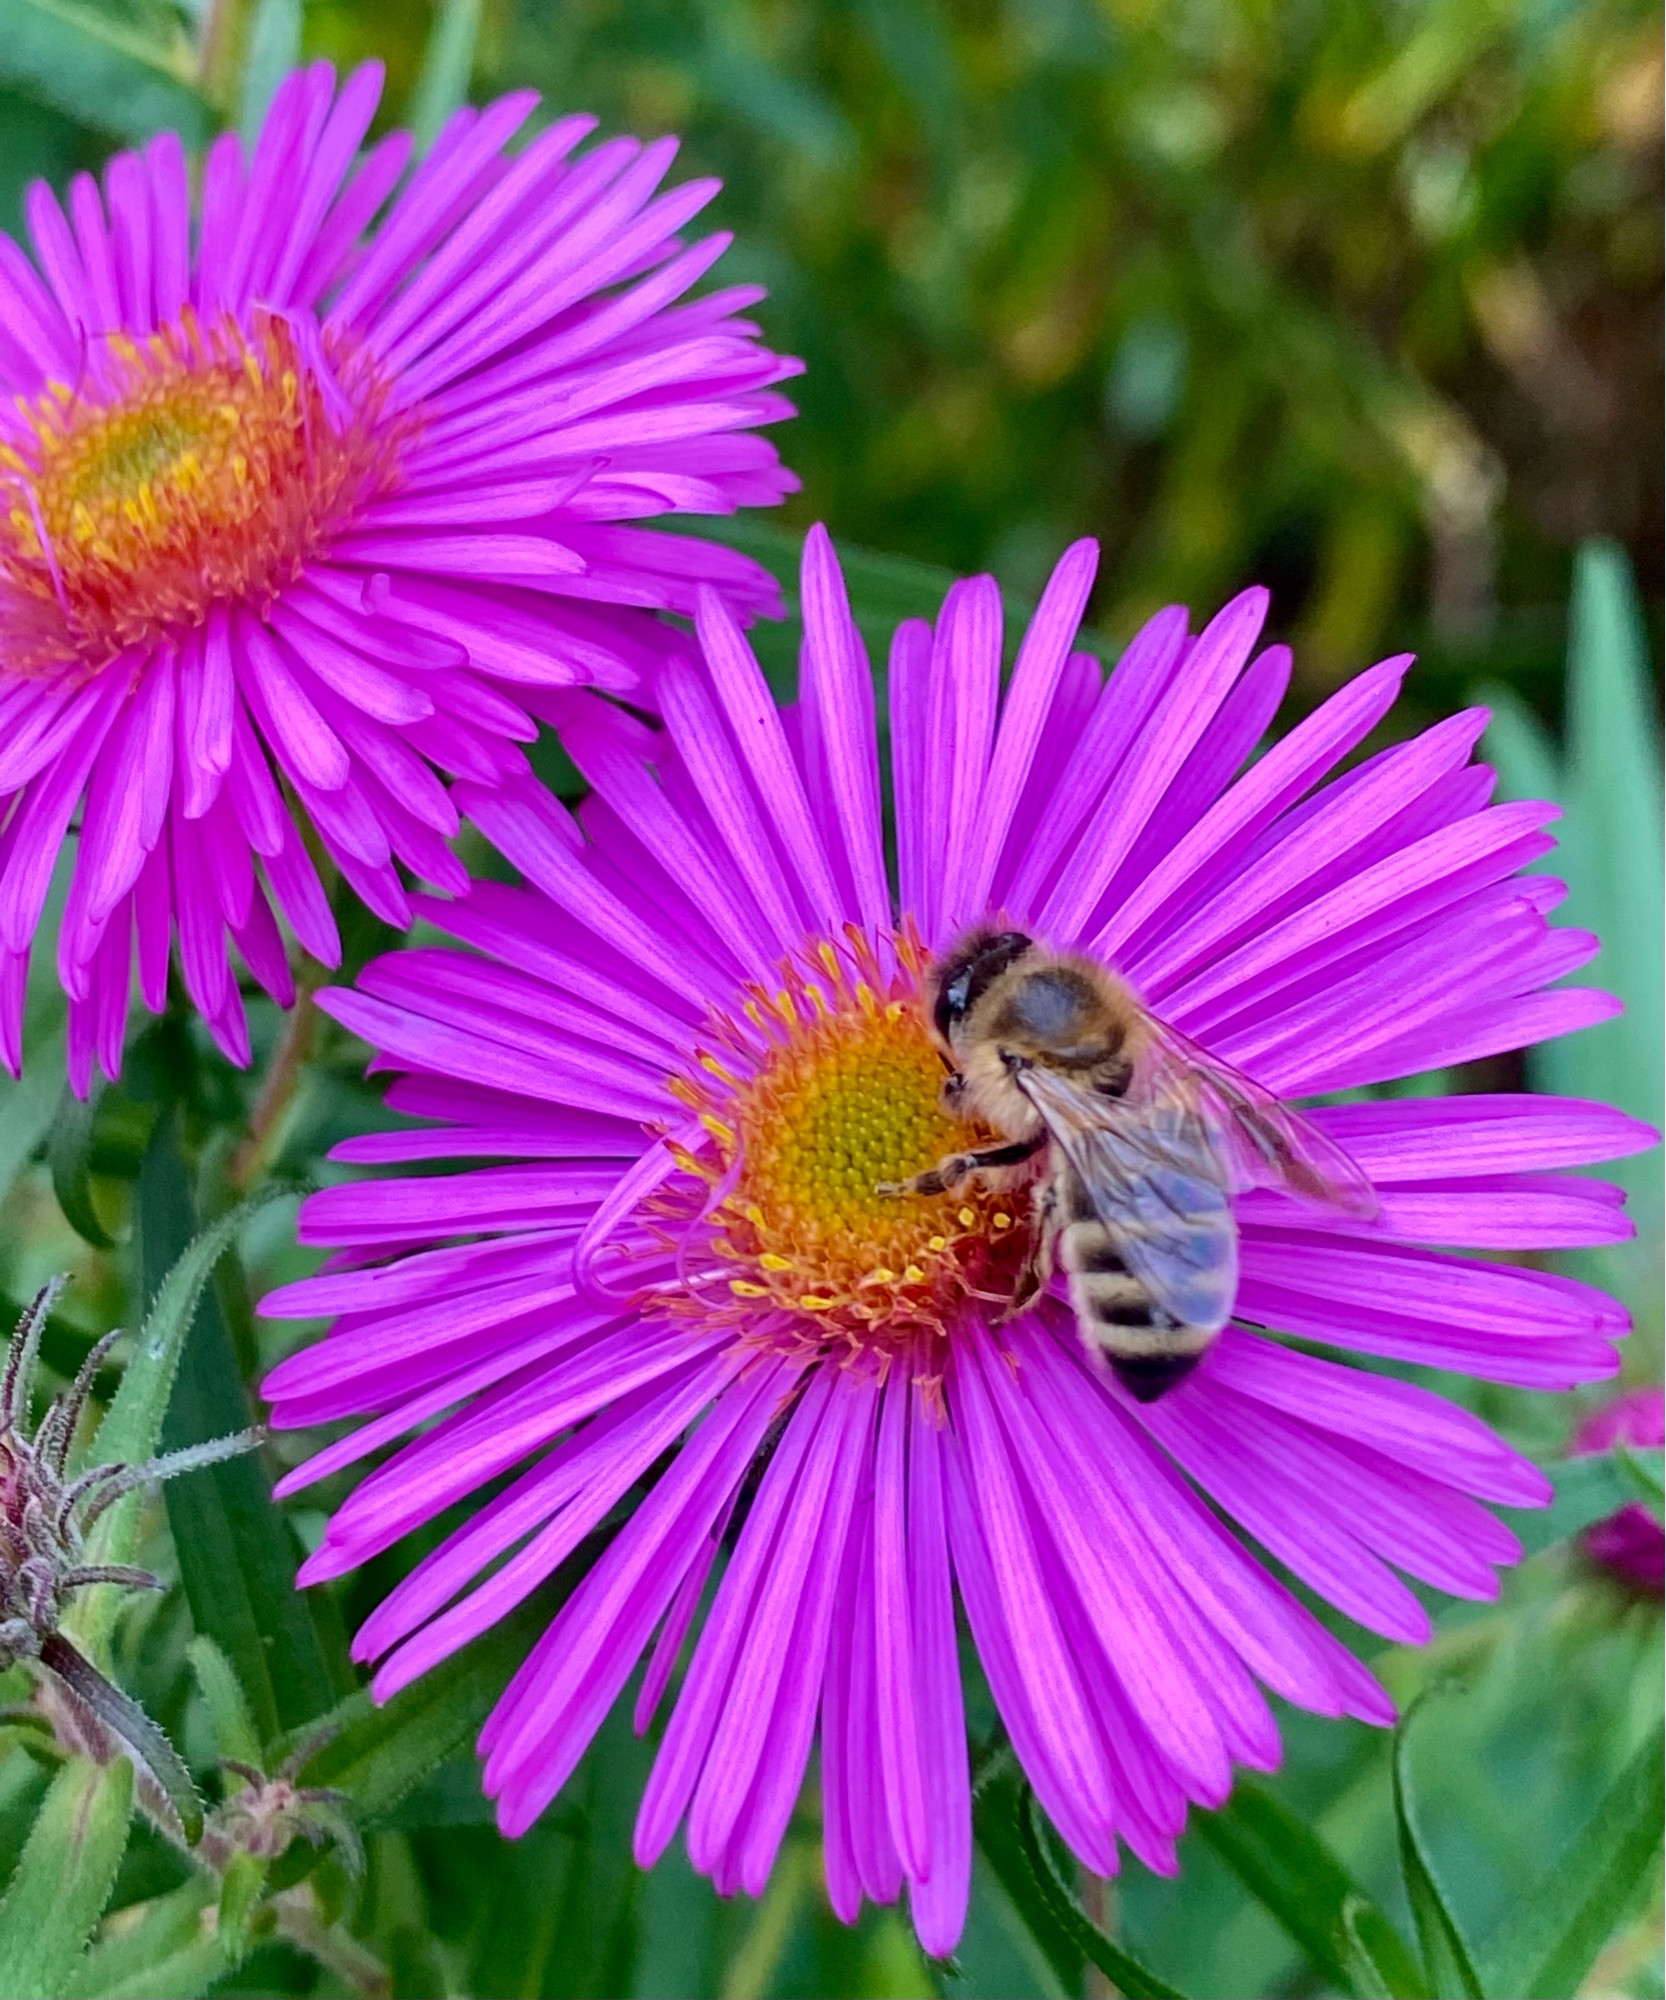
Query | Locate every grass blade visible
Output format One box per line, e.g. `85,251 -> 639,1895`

48,1079 -> 115,1249
1392,1694 -> 1483,1999
1197,1776 -> 1428,1998
134,1113 -> 338,1744
237,0 -> 300,142
406,0 -> 480,152
0,0 -> 210,142
1559,541 -> 1663,1129
0,1026 -> 65,1209
973,1764 -> 1189,2000
1480,1719 -> 1664,2000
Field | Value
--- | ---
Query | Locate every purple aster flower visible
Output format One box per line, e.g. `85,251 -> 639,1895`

260,529 -> 1655,1953
1572,1387 -> 1664,1593
0,61 -> 798,1091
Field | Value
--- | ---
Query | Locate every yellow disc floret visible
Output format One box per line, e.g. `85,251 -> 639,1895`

0,308 -> 402,675
663,933 -> 1032,1355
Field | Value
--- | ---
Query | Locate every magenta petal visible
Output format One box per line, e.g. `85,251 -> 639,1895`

957,538 -> 1099,924
2,65 -> 796,1080
242,525 -> 1644,1957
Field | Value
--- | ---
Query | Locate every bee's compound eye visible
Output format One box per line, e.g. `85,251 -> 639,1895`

934,968 -> 974,1042
932,930 -> 1034,1043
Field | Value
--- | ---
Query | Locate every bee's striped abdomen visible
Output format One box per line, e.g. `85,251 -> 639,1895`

1054,1163 -> 1217,1402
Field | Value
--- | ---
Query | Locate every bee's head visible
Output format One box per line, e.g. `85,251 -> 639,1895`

929,929 -> 1034,1049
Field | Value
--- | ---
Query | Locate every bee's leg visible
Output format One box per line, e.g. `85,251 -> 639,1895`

875,1134 -> 1043,1199
997,1179 -> 1059,1323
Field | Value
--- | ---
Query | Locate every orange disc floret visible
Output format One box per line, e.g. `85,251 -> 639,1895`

0,308 -> 402,675
664,932 -> 1035,1354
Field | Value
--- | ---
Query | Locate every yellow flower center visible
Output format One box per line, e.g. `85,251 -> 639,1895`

665,934 -> 1032,1355
0,308 -> 402,676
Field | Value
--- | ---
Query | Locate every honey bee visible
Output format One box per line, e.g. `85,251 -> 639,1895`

880,929 -> 1377,1401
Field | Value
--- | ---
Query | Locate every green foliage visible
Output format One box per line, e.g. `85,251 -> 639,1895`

0,12 -> 1657,1999
61,1880 -> 226,2000
0,1756 -> 133,2000
49,1079 -> 117,1250
405,0 -> 479,151
1484,537 -> 1664,1333
0,1042 -> 63,1212
974,1760 -> 1188,2000
1479,1719 -> 1665,1999
1195,1774 -> 1426,1997
1393,1696 -> 1484,1999
1511,1448 -> 1666,1557
441,0 -> 1658,700
1485,541 -> 1664,1134
291,1598 -> 556,1828
0,0 -> 208,144
137,1115 -> 340,1745
188,1635 -> 262,1772
3,0 -> 1658,693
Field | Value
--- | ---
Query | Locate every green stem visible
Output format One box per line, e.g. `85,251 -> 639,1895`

228,979 -> 320,1193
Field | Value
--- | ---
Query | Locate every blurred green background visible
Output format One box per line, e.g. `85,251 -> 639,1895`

3,0 -> 1662,713
0,3 -> 1660,1997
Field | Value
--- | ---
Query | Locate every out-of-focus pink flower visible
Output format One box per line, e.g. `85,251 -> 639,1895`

1573,1386 -> 1664,1593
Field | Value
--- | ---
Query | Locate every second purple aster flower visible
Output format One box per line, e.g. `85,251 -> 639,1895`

0,61 -> 798,1087
260,528 -> 1656,1952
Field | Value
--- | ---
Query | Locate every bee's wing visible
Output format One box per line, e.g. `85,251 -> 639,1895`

1142,1017 -> 1379,1219
1016,1065 -> 1237,1334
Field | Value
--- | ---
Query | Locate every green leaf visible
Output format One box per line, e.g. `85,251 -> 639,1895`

38,1632 -> 203,1844
236,0 -> 300,142
0,1027 -> 65,1210
48,1079 -> 115,1249
1196,1776 -> 1427,1998
1478,688 -> 1562,863
972,1764 -> 1189,2000
0,0 -> 210,143
134,1112 -> 339,1744
1337,1896 -> 1404,2000
460,1701 -> 651,1999
1558,541 -> 1664,1131
1480,1719 -> 1664,2000
60,1881 -> 226,2000
291,1595 -> 556,1828
1615,1443 -> 1665,1519
84,1177 -> 293,1484
1392,1694 -> 1483,1999
1505,1448 -> 1666,1559
406,0 -> 480,152
216,1851 -> 267,1965
188,1634 -> 262,1771
0,1756 -> 132,2000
